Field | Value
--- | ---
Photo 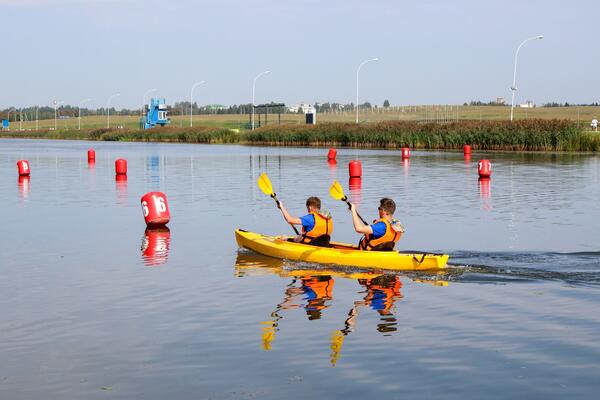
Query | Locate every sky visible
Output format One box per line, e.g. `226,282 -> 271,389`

1,0 -> 599,109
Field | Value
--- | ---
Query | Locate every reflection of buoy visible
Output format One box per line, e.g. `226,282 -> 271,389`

349,177 -> 362,206
328,159 -> 337,167
402,158 -> 410,175
349,160 -> 362,178
478,177 -> 491,199
18,175 -> 30,199
115,159 -> 127,175
116,174 -> 127,183
464,154 -> 472,164
463,145 -> 471,155
88,149 -> 96,161
141,227 -> 171,267
349,177 -> 362,190
141,192 -> 170,227
327,148 -> 337,160
88,159 -> 96,169
401,147 -> 410,159
115,174 -> 127,205
478,159 -> 491,178
17,160 -> 30,176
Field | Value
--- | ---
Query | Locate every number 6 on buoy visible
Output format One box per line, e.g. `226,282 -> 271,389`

140,192 -> 170,227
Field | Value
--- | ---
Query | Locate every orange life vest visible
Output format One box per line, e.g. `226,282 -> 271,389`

359,218 -> 401,251
301,212 -> 333,245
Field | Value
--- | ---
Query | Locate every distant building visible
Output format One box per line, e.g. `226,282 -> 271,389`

288,102 -> 313,114
519,100 -> 535,108
496,97 -> 506,105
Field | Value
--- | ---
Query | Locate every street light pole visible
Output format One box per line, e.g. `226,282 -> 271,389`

53,100 -> 64,130
35,106 -> 39,130
356,58 -> 379,123
190,81 -> 206,127
252,70 -> 270,130
510,35 -> 543,121
107,93 -> 121,129
78,98 -> 91,130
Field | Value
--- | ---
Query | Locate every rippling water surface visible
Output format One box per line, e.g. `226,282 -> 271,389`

1,139 -> 599,399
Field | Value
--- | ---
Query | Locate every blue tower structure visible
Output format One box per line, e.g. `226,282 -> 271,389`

140,98 -> 170,129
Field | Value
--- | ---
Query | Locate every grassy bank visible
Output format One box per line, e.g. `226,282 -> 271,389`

2,119 -> 599,152
245,120 -> 599,152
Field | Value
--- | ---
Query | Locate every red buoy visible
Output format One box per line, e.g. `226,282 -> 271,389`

349,160 -> 362,178
141,192 -> 170,227
463,145 -> 471,155
17,160 -> 30,176
327,148 -> 337,160
478,159 -> 491,178
88,149 -> 96,161
401,147 -> 410,159
115,159 -> 127,175
141,227 -> 171,267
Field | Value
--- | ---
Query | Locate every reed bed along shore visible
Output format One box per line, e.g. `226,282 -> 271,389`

2,120 -> 599,152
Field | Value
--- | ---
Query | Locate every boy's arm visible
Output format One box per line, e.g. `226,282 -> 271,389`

278,202 -> 302,225
350,203 -> 373,235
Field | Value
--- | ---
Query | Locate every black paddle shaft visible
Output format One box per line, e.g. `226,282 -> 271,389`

272,193 -> 301,235
344,197 -> 369,225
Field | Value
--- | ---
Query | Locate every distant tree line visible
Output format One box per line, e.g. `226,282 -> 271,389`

542,102 -> 600,107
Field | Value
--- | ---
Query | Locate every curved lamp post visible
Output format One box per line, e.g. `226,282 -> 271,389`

356,58 -> 379,123
510,35 -> 543,121
252,70 -> 270,130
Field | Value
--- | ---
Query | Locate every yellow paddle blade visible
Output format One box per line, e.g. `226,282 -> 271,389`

330,330 -> 345,366
329,180 -> 346,201
257,173 -> 274,196
261,321 -> 276,351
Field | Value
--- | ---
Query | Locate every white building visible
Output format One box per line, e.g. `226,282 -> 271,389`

288,102 -> 314,113
519,100 -> 536,108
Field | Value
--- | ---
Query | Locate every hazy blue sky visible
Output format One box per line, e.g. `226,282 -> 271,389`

1,0 -> 598,109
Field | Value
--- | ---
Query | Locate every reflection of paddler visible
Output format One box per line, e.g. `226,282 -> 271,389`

330,274 -> 403,365
358,274 -> 402,316
301,276 -> 334,320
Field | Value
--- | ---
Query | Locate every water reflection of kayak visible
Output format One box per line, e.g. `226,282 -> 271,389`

235,229 -> 449,271
235,252 -> 384,280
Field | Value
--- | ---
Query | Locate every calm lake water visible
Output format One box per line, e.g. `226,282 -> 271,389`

1,139 -> 599,399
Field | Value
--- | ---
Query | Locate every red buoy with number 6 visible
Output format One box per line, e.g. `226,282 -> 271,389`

115,159 -> 127,175
17,160 -> 30,176
478,159 -> 491,178
141,192 -> 170,227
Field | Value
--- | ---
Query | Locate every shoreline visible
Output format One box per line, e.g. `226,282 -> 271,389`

1,119 -> 599,152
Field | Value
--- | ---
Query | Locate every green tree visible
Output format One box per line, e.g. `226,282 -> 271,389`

383,99 -> 390,108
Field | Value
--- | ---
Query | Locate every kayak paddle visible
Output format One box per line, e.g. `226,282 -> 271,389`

329,180 -> 368,225
257,173 -> 301,235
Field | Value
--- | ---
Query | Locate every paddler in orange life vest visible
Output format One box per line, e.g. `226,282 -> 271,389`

350,198 -> 405,251
278,196 -> 333,247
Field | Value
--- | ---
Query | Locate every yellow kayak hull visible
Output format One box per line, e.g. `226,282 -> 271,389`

235,229 -> 449,271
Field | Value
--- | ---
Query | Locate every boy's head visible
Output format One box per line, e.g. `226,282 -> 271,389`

378,198 -> 396,217
306,196 -> 321,212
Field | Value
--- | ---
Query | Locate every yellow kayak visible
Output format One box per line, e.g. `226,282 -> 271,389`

235,229 -> 449,271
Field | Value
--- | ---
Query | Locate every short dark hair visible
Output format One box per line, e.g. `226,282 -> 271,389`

306,196 -> 321,209
379,198 -> 396,215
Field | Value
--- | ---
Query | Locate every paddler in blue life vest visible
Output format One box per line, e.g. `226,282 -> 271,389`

278,196 -> 333,247
350,198 -> 405,251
